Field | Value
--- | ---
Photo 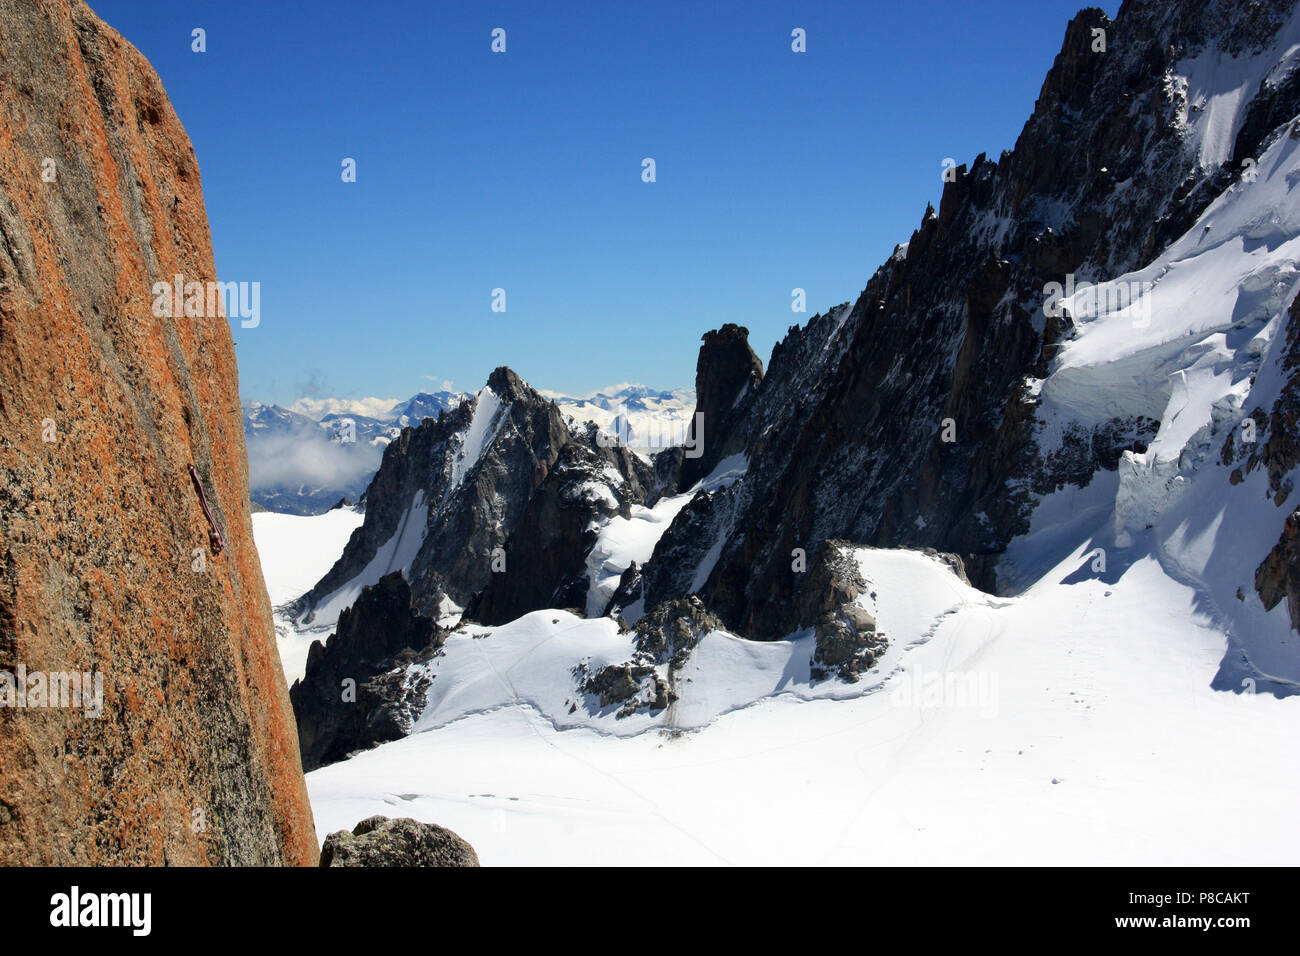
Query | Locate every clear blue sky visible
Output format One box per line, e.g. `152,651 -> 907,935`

91,0 -> 1117,406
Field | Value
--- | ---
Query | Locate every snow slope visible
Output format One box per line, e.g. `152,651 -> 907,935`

450,386 -> 507,491
1170,4 -> 1300,171
306,544 -> 1300,865
1011,87 -> 1300,693
252,507 -> 365,683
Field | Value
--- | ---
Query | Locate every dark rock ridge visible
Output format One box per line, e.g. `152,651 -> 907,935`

319,815 -> 479,867
291,573 -> 443,771
0,0 -> 317,863
637,0 -> 1300,640
295,367 -> 653,628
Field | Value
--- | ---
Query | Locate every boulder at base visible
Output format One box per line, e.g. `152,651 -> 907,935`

319,816 -> 480,867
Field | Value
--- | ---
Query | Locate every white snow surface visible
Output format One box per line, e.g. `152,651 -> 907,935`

252,507 -> 365,683
251,514 -> 1299,864
583,495 -> 692,618
1017,99 -> 1300,693
306,545 -> 1300,865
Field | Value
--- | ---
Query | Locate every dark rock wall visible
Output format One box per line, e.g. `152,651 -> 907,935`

291,573 -> 441,771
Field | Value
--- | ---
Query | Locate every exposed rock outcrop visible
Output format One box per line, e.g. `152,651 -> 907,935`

0,0 -> 316,864
291,573 -> 443,771
811,602 -> 885,684
1247,292 -> 1300,625
577,596 -> 722,717
1256,508 -> 1300,624
799,542 -> 887,683
319,815 -> 479,867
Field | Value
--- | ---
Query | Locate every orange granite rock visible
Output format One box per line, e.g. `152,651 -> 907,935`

0,0 -> 317,864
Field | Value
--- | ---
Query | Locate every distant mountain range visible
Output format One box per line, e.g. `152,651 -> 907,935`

243,391 -> 465,515
244,385 -> 693,514
545,385 -> 696,451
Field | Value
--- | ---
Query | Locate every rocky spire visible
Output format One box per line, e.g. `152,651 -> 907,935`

676,323 -> 763,490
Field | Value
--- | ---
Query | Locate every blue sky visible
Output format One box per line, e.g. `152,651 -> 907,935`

92,0 -> 1117,407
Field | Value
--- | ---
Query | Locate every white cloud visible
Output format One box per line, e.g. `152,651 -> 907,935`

246,429 -> 383,493
288,396 -> 400,420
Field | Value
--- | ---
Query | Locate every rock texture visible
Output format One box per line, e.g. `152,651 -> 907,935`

1246,293 -> 1300,621
319,815 -> 479,867
674,323 -> 762,491
291,573 -> 443,771
0,0 -> 316,864
800,542 -> 887,683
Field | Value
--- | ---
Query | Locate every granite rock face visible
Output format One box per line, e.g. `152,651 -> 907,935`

0,0 -> 317,864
